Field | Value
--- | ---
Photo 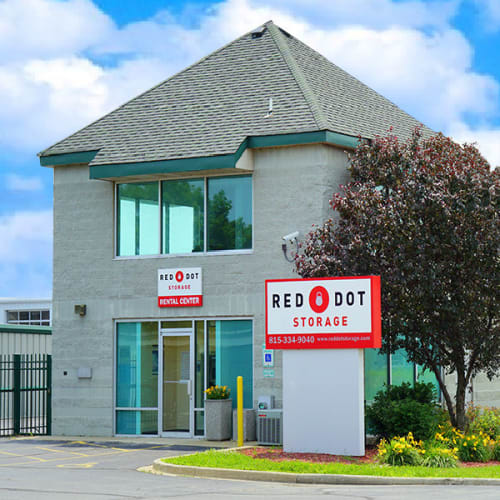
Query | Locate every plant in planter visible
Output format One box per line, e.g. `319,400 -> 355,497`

204,385 -> 232,440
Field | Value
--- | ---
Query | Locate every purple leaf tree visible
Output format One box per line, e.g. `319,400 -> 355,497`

295,129 -> 499,430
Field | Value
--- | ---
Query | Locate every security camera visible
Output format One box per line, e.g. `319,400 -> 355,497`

282,231 -> 299,242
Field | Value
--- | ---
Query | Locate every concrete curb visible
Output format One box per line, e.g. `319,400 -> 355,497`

152,454 -> 500,486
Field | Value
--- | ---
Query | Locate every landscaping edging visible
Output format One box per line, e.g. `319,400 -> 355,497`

152,457 -> 500,486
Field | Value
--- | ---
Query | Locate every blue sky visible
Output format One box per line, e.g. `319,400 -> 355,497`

1,0 -> 499,298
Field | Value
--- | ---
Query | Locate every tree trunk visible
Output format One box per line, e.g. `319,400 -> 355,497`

455,376 -> 467,431
431,364 -> 457,427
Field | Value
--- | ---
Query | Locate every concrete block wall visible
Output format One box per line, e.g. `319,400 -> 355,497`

52,143 -> 349,436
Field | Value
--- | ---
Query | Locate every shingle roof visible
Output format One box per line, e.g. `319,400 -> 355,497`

39,21 -> 430,166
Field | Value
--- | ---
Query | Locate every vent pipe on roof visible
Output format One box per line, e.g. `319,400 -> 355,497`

264,98 -> 273,118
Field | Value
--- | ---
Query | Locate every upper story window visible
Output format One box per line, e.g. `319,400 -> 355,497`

117,175 -> 252,257
7,310 -> 50,326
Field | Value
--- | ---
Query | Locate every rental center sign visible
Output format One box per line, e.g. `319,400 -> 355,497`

265,276 -> 381,349
158,268 -> 202,307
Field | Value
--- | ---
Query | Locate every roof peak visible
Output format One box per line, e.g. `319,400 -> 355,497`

266,22 -> 330,130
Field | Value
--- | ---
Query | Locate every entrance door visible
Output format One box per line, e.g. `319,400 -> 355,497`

160,330 -> 193,436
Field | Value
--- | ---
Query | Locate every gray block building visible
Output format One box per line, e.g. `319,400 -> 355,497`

38,21 -> 495,438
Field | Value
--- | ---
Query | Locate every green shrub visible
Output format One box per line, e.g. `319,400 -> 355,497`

492,440 -> 500,461
421,446 -> 458,468
456,432 -> 493,462
377,433 -> 424,466
366,382 -> 440,441
466,405 -> 500,439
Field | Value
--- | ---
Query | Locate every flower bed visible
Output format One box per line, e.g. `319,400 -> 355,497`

238,444 -> 500,468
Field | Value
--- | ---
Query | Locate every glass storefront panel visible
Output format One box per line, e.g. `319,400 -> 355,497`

417,365 -> 440,396
162,179 -> 204,254
195,410 -> 204,436
207,176 -> 252,251
195,321 -> 205,409
117,183 -> 159,256
207,320 -> 253,408
160,320 -> 192,329
162,335 -> 190,432
116,322 -> 158,409
391,348 -> 415,386
116,410 -> 157,435
364,348 -> 388,402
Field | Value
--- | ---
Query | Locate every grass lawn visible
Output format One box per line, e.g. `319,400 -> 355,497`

163,449 -> 500,478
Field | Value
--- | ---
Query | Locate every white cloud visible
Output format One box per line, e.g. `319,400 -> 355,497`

448,122 -> 500,167
259,0 -> 459,30
0,210 -> 52,261
6,174 -> 43,191
0,0 -> 114,61
296,25 -> 499,131
0,210 -> 52,297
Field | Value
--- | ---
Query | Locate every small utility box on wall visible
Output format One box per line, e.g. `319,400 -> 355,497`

77,367 -> 92,379
266,276 -> 381,456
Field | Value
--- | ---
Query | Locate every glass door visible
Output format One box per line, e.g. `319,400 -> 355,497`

160,330 -> 193,436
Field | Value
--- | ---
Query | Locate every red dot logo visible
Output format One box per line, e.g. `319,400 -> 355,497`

175,271 -> 184,282
309,286 -> 329,314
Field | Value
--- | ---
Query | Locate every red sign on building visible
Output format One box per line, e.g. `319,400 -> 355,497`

158,268 -> 203,308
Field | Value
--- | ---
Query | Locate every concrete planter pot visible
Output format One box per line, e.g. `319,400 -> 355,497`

205,399 -> 232,440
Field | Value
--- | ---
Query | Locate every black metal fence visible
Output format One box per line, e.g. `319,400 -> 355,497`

0,354 -> 51,436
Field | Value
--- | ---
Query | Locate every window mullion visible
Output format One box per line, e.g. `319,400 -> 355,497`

204,177 -> 208,252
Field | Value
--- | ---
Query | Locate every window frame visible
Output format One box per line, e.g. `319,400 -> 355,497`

114,174 -> 254,259
113,316 -> 254,437
6,309 -> 51,326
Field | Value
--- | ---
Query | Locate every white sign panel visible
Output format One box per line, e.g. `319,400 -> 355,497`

265,276 -> 381,349
158,268 -> 202,307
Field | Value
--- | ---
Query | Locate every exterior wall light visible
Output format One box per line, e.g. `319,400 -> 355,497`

74,304 -> 87,317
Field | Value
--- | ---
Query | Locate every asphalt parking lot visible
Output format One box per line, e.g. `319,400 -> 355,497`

0,436 -> 212,471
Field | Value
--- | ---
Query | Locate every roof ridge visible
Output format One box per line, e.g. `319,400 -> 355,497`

39,23 -> 270,158
266,22 -> 329,131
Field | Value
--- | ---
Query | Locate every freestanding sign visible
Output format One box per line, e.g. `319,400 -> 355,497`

266,276 -> 381,456
158,268 -> 202,307
266,276 -> 381,349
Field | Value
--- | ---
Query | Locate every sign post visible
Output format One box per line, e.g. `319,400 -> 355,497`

265,276 -> 381,455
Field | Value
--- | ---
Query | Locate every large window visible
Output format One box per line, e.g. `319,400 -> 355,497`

117,176 -> 252,256
117,183 -> 159,256
207,320 -> 253,409
207,177 -> 252,251
116,322 -> 158,435
364,348 -> 440,403
7,310 -> 50,326
162,179 -> 204,254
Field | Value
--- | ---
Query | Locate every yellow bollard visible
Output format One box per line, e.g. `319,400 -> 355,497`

237,376 -> 243,447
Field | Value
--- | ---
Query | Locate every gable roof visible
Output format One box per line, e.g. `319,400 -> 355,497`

39,21 -> 431,168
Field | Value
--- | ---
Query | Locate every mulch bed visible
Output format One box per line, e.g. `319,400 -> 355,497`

239,446 -> 378,465
238,446 -> 500,467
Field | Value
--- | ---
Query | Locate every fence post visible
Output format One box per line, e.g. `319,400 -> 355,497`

13,354 -> 21,435
47,355 -> 52,436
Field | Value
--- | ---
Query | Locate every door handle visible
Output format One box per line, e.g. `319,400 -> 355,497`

187,380 -> 192,397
